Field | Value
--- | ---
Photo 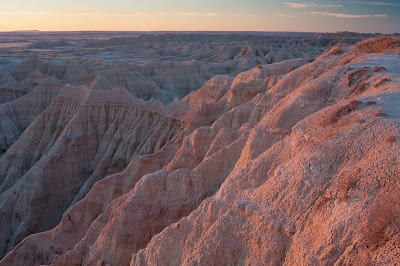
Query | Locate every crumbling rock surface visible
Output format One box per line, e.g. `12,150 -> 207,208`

0,38 -> 399,266
0,76 -> 64,155
82,32 -> 369,75
0,67 -> 16,86
0,86 -> 182,259
88,61 -> 210,104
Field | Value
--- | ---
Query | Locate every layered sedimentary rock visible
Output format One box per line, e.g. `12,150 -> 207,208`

0,76 -> 64,154
0,70 -> 53,104
0,67 -> 16,86
0,85 -> 182,259
8,56 -> 210,105
89,61 -> 210,104
0,37 -> 399,266
131,45 -> 400,266
1,31 -> 374,76
84,32 -> 369,75
11,55 -> 77,82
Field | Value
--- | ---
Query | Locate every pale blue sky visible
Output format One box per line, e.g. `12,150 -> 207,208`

1,0 -> 399,32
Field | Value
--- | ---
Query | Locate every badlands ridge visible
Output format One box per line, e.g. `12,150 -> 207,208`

0,34 -> 399,265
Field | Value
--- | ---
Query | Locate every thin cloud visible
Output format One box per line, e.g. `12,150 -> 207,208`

1,11 -> 222,17
311,11 -> 388,18
181,12 -> 221,17
354,1 -> 400,6
45,11 -> 158,15
284,2 -> 343,8
0,11 -> 43,15
206,13 -> 221,17
279,13 -> 300,17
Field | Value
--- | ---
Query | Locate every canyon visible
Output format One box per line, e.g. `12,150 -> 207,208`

0,32 -> 399,265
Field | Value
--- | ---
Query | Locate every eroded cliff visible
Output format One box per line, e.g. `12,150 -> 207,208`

0,37 -> 399,265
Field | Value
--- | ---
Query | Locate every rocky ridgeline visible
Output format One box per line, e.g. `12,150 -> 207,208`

0,56 -> 211,105
0,36 -> 399,265
1,32 -> 379,76
73,32 -> 373,75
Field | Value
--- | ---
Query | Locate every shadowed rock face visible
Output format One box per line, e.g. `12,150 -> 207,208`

7,56 -> 211,105
0,36 -> 399,266
0,67 -> 16,86
0,76 -> 64,155
88,61 -> 210,104
0,85 -> 182,258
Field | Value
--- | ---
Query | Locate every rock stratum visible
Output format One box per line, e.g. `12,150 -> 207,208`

0,31 -> 378,75
0,36 -> 399,265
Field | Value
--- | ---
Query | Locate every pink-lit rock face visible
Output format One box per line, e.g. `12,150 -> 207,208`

0,36 -> 399,266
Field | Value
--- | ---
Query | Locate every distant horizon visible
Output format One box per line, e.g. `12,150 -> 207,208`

1,0 -> 399,33
0,30 -> 397,34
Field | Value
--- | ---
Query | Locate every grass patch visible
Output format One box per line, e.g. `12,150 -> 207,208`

356,36 -> 400,53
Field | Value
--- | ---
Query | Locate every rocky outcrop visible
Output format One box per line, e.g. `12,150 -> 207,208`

231,58 -> 311,87
83,32 -> 368,75
0,76 -> 64,155
2,54 -> 212,106
0,70 -> 54,104
0,38 -> 399,266
10,55 -> 79,82
0,67 -> 16,86
0,86 -> 181,259
130,47 -> 400,266
88,61 -> 210,104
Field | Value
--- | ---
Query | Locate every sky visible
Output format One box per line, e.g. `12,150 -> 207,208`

0,0 -> 399,33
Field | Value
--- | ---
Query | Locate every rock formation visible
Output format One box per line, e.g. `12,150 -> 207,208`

0,67 -> 16,86
1,31 -> 374,76
88,61 -> 210,104
0,75 -> 64,154
0,36 -> 399,265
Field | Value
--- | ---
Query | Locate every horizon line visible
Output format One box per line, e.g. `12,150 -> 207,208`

0,30 -> 396,34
